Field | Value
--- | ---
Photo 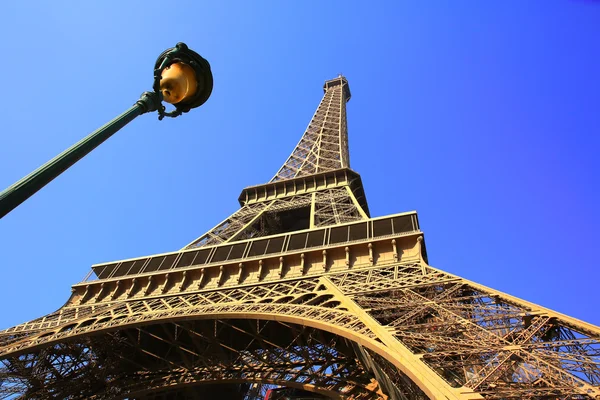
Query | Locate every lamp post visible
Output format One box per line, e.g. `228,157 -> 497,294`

0,42 -> 212,219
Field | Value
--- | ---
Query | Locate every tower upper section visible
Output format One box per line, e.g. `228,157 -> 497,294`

271,76 -> 351,182
176,76 -> 368,250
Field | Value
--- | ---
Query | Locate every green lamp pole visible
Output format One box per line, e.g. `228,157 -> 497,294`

0,43 -> 212,219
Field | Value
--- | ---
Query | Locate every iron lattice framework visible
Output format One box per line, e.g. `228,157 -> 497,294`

1,76 -> 599,400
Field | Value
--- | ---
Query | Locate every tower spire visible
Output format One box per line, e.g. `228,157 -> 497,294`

271,76 -> 351,182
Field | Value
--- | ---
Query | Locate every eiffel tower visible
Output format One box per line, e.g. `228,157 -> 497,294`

1,76 -> 599,400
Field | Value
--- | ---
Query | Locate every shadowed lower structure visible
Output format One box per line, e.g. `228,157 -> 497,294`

1,77 -> 599,399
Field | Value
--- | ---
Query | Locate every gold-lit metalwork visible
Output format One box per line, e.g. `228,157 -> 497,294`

1,77 -> 598,399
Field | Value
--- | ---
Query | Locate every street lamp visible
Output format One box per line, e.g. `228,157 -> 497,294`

0,42 -> 212,219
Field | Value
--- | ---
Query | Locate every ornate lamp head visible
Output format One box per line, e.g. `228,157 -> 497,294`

159,62 -> 198,105
153,42 -> 213,117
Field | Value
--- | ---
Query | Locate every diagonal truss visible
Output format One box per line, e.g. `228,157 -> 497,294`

183,183 -> 368,250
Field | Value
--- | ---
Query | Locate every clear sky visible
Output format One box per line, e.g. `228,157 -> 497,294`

0,2 -> 598,330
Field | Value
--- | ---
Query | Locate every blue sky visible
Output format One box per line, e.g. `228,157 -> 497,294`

0,2 -> 598,329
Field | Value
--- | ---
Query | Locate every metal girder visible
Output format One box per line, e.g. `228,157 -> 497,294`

183,183 -> 368,251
